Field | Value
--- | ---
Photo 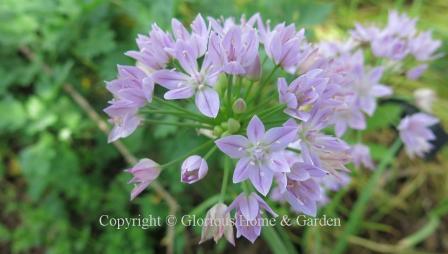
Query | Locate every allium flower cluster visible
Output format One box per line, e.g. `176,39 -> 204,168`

351,10 -> 442,80
104,11 -> 441,245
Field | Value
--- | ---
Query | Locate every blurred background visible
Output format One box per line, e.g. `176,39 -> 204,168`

0,0 -> 447,253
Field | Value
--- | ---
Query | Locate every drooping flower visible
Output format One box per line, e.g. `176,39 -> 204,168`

351,143 -> 375,170
152,41 -> 220,118
126,24 -> 174,71
104,100 -> 141,143
227,192 -> 277,243
199,203 -> 235,245
106,65 -> 155,107
103,65 -> 156,142
125,158 -> 161,200
181,155 -> 208,184
277,69 -> 328,121
398,113 -> 439,158
215,116 -> 297,195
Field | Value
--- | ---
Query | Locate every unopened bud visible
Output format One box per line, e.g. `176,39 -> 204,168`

232,98 -> 247,114
213,126 -> 224,137
227,118 -> 241,134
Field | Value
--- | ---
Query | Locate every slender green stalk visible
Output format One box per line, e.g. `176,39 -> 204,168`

160,140 -> 214,169
262,225 -> 291,254
143,119 -> 212,129
142,109 -> 205,122
227,75 -> 234,116
241,181 -> 251,194
220,157 -> 231,202
286,147 -> 301,154
244,80 -> 256,100
204,146 -> 217,160
153,97 -> 211,124
332,138 -> 402,254
236,76 -> 243,98
253,65 -> 279,104
190,195 -> 221,216
259,104 -> 286,119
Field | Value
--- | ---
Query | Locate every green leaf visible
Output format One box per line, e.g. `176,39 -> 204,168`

0,97 -> 27,132
366,104 -> 402,131
19,134 -> 56,200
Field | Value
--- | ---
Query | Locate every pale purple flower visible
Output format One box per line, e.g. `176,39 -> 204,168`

371,35 -> 409,60
263,23 -> 310,73
152,41 -> 220,118
276,160 -> 327,216
227,192 -> 277,243
181,155 -> 208,184
207,16 -> 237,36
351,23 -> 380,42
215,116 -> 297,195
126,24 -> 173,71
104,100 -> 141,143
199,203 -> 235,245
384,11 -> 417,38
170,14 -> 209,58
286,112 -> 352,178
277,69 -> 328,121
125,158 -> 161,200
331,96 -> 366,137
351,65 -> 392,115
406,64 -> 428,80
398,113 -> 439,158
351,143 -> 375,170
319,171 -> 351,192
106,65 -> 155,107
207,26 -> 259,75
410,31 -> 442,61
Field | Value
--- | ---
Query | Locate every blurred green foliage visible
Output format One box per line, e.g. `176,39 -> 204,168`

0,0 -> 447,253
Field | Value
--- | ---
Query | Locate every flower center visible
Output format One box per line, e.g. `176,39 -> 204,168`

248,142 -> 269,163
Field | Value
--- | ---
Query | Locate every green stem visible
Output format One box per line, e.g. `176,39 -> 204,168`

253,65 -> 279,104
227,75 -> 233,116
220,157 -> 231,202
263,225 -> 292,254
143,119 -> 212,129
244,80 -> 256,100
153,97 -> 211,124
189,195 -> 221,216
204,146 -> 217,160
332,138 -> 402,254
259,104 -> 286,119
160,140 -> 214,169
241,181 -> 251,194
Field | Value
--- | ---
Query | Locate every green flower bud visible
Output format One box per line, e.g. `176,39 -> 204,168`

227,118 -> 241,134
213,126 -> 224,137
